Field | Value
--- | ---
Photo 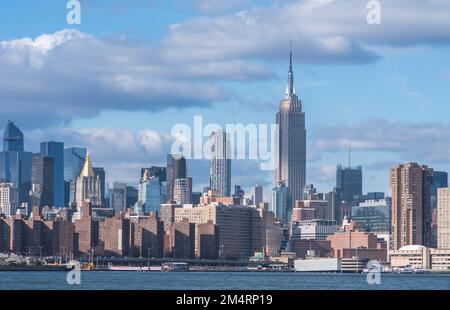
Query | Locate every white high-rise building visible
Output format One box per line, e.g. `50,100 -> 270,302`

75,151 -> 102,208
274,48 -> 306,213
0,183 -> 18,217
438,188 -> 450,248
210,130 -> 231,197
174,178 -> 193,205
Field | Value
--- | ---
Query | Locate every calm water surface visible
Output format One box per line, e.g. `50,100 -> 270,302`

1,272 -> 450,290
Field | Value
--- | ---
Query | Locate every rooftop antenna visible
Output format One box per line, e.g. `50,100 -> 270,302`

348,142 -> 351,168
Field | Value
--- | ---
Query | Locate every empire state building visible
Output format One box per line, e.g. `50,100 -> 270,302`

274,50 -> 306,213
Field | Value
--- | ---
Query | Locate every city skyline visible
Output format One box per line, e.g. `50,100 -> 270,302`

0,0 -> 449,198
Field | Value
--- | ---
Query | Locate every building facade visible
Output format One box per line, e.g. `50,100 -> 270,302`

30,155 -> 54,208
0,183 -> 18,218
75,152 -> 102,211
109,182 -> 127,214
138,171 -> 162,215
336,165 -> 362,205
0,121 -> 32,206
210,130 -> 231,197
167,154 -> 187,202
64,147 -> 87,206
40,141 -> 64,208
271,182 -> 290,225
437,188 -> 450,248
352,198 -> 391,233
390,163 -> 433,250
274,51 -> 306,208
173,178 -> 192,205
174,204 -> 262,259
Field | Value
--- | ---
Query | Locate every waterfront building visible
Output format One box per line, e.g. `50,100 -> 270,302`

75,152 -> 102,211
210,130 -> 231,197
336,165 -> 362,205
129,214 -> 164,258
195,220 -> 219,259
390,163 -> 433,250
0,183 -> 18,218
173,177 -> 193,205
108,182 -> 127,214
327,219 -> 387,262
40,141 -> 64,207
389,245 -> 450,271
73,202 -> 100,256
274,50 -> 306,207
167,154 -> 187,202
265,222 -> 287,257
0,206 -> 74,256
30,155 -> 54,208
167,218 -> 195,259
437,188 -> 450,248
290,239 -> 332,259
99,214 -> 130,257
174,204 -> 263,260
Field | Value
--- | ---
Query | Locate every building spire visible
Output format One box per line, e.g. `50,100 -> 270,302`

81,150 -> 95,177
285,42 -> 295,98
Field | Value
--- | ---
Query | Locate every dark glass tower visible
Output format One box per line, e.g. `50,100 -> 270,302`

336,165 -> 363,204
3,121 -> 24,152
0,121 -> 32,206
40,141 -> 64,207
31,155 -> 54,207
167,154 -> 187,201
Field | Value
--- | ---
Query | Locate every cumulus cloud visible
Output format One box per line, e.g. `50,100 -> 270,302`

2,1 -> 450,129
311,118 -> 450,164
25,126 -> 173,184
162,0 -> 450,64
0,29 -> 271,128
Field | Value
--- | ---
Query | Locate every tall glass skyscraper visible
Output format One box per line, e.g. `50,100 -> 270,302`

0,121 -> 32,206
432,171 -> 448,209
210,130 -> 231,197
64,147 -> 87,205
3,121 -> 24,152
271,181 -> 290,225
40,141 -> 64,207
138,173 -> 162,214
274,49 -> 306,209
30,155 -> 54,207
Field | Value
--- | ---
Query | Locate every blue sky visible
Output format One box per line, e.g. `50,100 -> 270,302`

0,0 -> 449,198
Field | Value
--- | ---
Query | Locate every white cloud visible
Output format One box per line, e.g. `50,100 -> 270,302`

311,118 -> 450,164
163,0 -> 450,64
